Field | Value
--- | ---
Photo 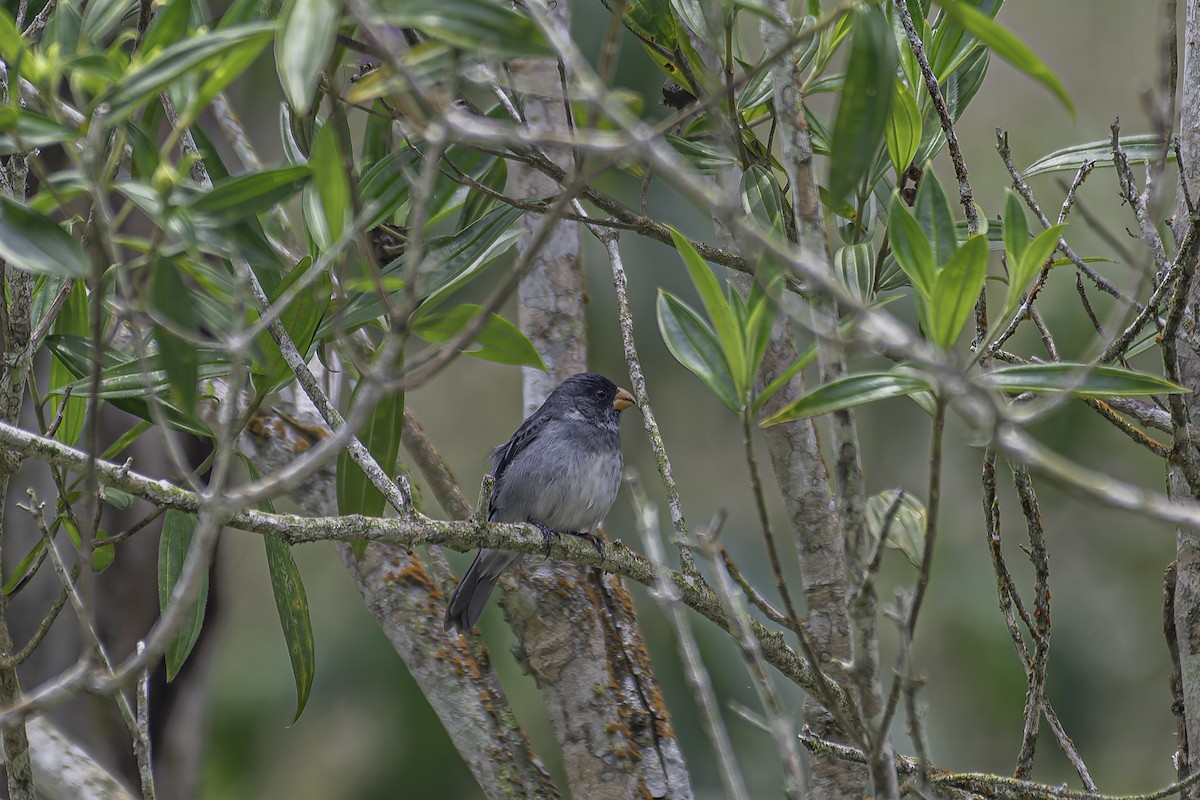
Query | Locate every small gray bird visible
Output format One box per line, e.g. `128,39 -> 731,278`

444,373 -> 637,633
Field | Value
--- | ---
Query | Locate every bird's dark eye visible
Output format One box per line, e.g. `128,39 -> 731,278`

595,388 -> 607,399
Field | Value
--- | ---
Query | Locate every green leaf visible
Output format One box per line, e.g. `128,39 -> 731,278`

1001,188 -> 1028,266
928,234 -> 988,348
49,280 -> 87,446
158,510 -> 209,682
102,23 -> 275,124
138,0 -> 191,58
411,305 -> 545,369
987,363 -> 1186,397
657,290 -> 741,413
308,122 -> 350,247
932,0 -> 1073,115
0,110 -> 82,154
828,4 -> 896,201
276,0 -> 338,113
92,538 -> 116,573
914,169 -> 957,268
0,196 -> 88,278
1003,222 -> 1065,321
265,536 -> 314,723
1023,134 -> 1168,178
378,0 -> 551,57
885,78 -> 922,176
740,165 -> 786,236
260,257 -> 333,390
0,10 -> 23,63
865,489 -> 926,568
667,227 -> 745,398
835,243 -> 875,302
887,193 -> 935,299
4,540 -> 45,596
102,488 -> 135,510
336,378 -> 404,533
459,157 -> 507,229
241,457 -> 315,724
80,0 -> 136,43
760,371 -> 934,425
183,165 -> 311,227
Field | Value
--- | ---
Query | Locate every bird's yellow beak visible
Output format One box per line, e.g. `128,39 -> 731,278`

613,387 -> 637,411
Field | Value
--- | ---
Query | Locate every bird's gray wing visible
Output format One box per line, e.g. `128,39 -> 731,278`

488,408 -> 553,520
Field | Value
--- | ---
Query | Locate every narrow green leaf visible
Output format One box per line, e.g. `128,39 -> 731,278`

80,0 -> 136,43
459,157 -> 507,229
158,510 -> 209,682
1002,188 -> 1028,266
828,4 -> 896,201
0,9 -> 23,63
412,305 -> 546,370
4,540 -> 45,596
657,290 -> 741,413
242,457 -> 315,724
265,537 -> 314,723
865,489 -> 926,568
760,371 -> 934,426
1003,222 -> 1065,320
928,234 -> 988,348
138,0 -> 191,58
987,363 -> 1186,397
102,23 -> 275,124
0,110 -> 82,154
835,243 -> 875,302
887,193 -> 935,298
276,0 -> 338,113
378,0 -> 551,57
932,0 -> 1072,114
0,196 -> 88,277
914,169 -> 957,268
183,165 -> 311,227
101,420 -> 153,460
740,165 -> 786,236
337,377 -> 404,556
309,122 -> 350,246
49,280 -> 87,446
102,488 -> 135,510
885,78 -> 922,176
667,227 -> 745,397
1023,134 -> 1167,178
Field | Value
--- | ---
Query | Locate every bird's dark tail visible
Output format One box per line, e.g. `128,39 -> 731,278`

444,549 -> 521,633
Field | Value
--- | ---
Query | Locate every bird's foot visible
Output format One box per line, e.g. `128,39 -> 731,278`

566,530 -> 605,558
529,518 -> 561,560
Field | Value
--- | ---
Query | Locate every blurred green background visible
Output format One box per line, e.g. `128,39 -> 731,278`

184,0 -> 1179,796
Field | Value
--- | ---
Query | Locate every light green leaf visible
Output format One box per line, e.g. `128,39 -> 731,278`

865,488 -> 926,568
0,110 -> 82,154
411,304 -> 546,370
379,0 -> 551,56
337,376 -> 404,557
761,371 -> 934,426
183,165 -> 311,227
885,78 -> 922,176
987,363 -> 1186,397
887,193 -> 935,299
158,510 -> 209,682
265,536 -> 314,723
740,165 -> 786,236
102,23 -> 275,124
929,234 -> 988,348
276,0 -> 338,113
914,169 -> 957,268
309,122 -> 350,246
932,0 -> 1073,115
829,4 -> 896,201
49,280 -> 87,446
668,227 -> 745,397
1023,134 -> 1168,178
657,290 -> 741,413
0,195 -> 89,277
1003,222 -> 1065,321
835,242 -> 875,302
1002,188 -> 1028,266
80,0 -> 136,44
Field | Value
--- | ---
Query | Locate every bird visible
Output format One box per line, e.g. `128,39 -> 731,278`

444,373 -> 637,633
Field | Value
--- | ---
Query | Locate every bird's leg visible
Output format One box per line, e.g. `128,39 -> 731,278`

528,518 -> 560,559
565,530 -> 605,558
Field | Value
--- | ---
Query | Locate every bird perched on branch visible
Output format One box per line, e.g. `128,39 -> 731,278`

444,373 -> 637,633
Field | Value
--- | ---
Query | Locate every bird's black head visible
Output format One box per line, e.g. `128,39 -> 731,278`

549,373 -> 637,421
